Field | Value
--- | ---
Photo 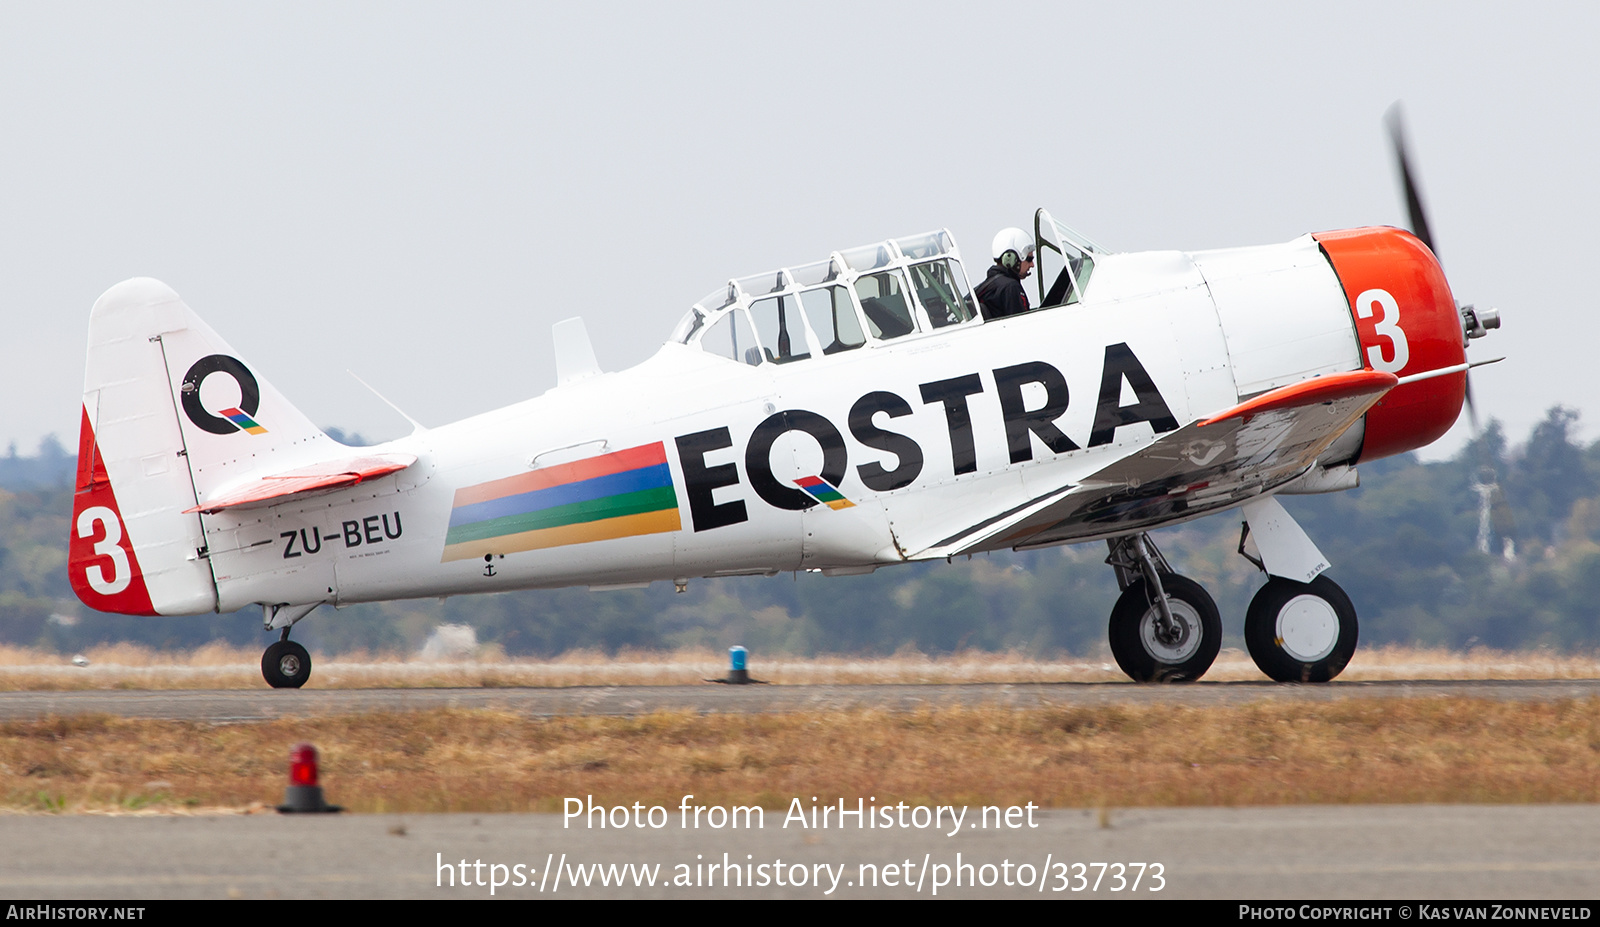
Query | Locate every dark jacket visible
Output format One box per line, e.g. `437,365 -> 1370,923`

974,263 -> 1030,320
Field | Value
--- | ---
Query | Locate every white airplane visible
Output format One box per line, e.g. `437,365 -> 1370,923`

67,129 -> 1500,689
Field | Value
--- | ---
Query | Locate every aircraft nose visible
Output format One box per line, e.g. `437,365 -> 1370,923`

1313,226 -> 1467,461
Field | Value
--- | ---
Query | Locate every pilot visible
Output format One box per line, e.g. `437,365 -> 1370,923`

974,228 -> 1035,320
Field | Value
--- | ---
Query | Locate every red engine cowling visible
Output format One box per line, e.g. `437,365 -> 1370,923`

1314,227 -> 1466,462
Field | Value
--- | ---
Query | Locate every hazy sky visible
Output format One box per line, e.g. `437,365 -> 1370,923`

2,2 -> 1593,458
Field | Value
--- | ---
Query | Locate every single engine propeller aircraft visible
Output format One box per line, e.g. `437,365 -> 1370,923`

69,114 -> 1501,687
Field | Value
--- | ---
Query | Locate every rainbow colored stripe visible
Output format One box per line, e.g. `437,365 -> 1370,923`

219,407 -> 267,435
796,475 -> 854,511
441,442 -> 681,562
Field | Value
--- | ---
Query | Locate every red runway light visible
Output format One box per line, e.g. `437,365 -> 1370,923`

289,743 -> 319,787
278,742 -> 341,813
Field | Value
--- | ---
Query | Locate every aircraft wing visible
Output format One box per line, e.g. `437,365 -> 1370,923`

910,369 -> 1397,559
184,453 -> 418,514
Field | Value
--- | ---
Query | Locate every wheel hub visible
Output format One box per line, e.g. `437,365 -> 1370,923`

279,654 -> 302,677
1141,600 -> 1202,662
1276,594 -> 1340,662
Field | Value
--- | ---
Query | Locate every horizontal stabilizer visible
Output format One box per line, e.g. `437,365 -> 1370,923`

185,453 -> 417,514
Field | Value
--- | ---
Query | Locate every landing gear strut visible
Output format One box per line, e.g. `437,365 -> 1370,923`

261,603 -> 318,689
1105,534 -> 1221,682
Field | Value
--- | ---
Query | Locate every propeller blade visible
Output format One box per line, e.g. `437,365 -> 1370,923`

1385,104 -> 1437,259
1385,108 -> 1511,555
1389,107 -> 1480,446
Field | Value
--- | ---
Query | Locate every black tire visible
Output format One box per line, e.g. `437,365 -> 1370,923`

1108,573 -> 1221,683
1244,574 -> 1358,682
262,640 -> 312,689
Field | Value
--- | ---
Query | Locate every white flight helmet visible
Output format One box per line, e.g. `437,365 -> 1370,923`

991,227 -> 1036,271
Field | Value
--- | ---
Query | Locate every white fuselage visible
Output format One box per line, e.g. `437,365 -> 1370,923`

202,237 -> 1360,612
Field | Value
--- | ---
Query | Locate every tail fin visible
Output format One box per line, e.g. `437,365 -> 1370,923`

69,278 -> 339,616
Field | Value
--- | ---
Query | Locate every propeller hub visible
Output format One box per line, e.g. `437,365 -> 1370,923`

1461,304 -> 1500,340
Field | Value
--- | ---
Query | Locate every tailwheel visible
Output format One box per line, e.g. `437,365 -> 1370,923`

1108,574 -> 1221,683
262,639 -> 312,689
1244,574 -> 1358,682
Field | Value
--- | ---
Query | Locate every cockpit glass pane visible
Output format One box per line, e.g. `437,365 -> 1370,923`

735,271 -> 787,298
748,294 -> 810,364
1070,247 -> 1094,298
1049,218 -> 1106,255
1037,242 -> 1069,307
948,259 -> 975,303
894,231 -> 947,260
840,243 -> 892,272
1036,212 -> 1098,308
699,309 -> 763,366
909,259 -> 977,328
788,259 -> 838,287
696,284 -> 737,314
799,286 -> 865,355
854,270 -> 917,340
671,307 -> 707,344
1040,222 -> 1095,307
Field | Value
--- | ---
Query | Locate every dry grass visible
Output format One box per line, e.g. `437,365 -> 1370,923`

3,698 -> 1599,814
0,644 -> 1596,690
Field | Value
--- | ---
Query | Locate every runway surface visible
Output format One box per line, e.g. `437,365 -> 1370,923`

1,678 -> 1597,721
2,805 -> 1596,899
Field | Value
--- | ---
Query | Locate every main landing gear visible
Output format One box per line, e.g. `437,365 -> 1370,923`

1102,530 -> 1359,684
261,603 -> 318,689
1243,575 -> 1358,682
1105,534 -> 1220,682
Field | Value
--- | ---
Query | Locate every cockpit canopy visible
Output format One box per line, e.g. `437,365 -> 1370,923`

669,229 -> 981,366
669,215 -> 1104,366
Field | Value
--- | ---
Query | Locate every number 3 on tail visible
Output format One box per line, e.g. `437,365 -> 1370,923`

76,506 -> 131,595
1355,288 -> 1410,374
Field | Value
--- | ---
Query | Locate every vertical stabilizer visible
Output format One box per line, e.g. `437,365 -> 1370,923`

69,278 -> 338,616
